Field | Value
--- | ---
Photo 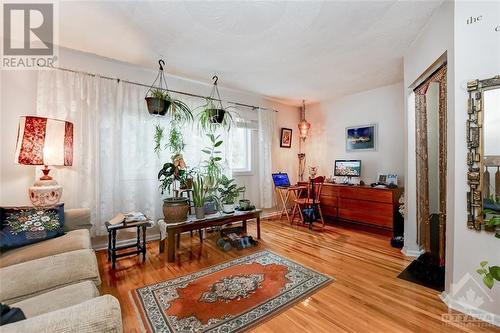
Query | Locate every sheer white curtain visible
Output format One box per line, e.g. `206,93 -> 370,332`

258,108 -> 276,208
37,70 -> 231,235
36,69 -> 274,233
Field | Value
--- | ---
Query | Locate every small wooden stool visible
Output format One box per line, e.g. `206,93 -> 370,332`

105,219 -> 152,269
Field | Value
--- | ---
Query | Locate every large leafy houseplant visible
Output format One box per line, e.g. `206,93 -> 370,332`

200,134 -> 225,213
217,175 -> 245,213
157,154 -> 190,223
158,154 -> 186,195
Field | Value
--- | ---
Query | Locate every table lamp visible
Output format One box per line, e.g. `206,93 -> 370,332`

14,116 -> 73,207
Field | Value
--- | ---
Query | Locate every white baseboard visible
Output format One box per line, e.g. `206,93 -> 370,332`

401,246 -> 424,257
440,291 -> 500,327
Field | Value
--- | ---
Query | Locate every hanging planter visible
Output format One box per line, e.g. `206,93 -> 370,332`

198,75 -> 234,132
145,59 -> 193,122
146,90 -> 171,116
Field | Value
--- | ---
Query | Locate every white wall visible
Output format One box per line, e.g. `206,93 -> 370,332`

447,0 -> 500,322
305,82 -> 404,185
403,0 -> 454,258
0,47 -> 299,210
404,0 -> 500,323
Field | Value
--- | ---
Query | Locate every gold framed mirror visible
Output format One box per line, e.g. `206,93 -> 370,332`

466,75 -> 500,235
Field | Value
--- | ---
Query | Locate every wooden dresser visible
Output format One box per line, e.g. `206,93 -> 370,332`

298,183 -> 403,231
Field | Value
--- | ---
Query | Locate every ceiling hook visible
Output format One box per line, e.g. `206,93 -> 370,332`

158,59 -> 165,71
212,75 -> 219,86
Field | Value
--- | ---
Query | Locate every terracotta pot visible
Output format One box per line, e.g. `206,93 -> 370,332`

162,197 -> 189,223
145,97 -> 171,116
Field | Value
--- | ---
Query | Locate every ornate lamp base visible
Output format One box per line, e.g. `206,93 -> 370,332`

29,178 -> 62,207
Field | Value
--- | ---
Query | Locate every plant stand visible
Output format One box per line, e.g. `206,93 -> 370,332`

173,188 -> 194,214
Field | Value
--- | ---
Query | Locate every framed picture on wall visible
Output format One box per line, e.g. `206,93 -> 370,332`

346,124 -> 377,152
280,128 -> 292,148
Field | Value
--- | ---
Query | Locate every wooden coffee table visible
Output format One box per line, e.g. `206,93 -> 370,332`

159,209 -> 262,262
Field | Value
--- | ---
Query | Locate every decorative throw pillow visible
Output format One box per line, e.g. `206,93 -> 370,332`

0,204 -> 65,251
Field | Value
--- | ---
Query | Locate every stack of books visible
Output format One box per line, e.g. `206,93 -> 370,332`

109,212 -> 147,226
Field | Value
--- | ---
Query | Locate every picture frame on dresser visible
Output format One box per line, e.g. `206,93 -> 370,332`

346,124 -> 377,152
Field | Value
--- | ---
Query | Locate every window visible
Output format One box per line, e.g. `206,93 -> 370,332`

230,126 -> 252,174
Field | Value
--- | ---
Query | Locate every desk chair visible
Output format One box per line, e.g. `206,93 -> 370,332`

291,176 -> 325,229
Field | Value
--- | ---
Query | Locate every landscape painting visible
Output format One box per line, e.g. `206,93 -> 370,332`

346,124 -> 377,151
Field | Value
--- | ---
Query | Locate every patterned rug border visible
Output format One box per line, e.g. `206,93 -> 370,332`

132,250 -> 334,332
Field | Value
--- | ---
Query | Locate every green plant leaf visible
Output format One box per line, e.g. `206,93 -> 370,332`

214,140 -> 223,147
477,269 -> 486,275
480,261 -> 488,267
489,217 -> 500,226
483,274 -> 494,289
490,266 -> 500,281
213,157 -> 222,161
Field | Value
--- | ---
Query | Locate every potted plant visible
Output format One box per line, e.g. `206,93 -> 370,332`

145,60 -> 193,121
476,261 -> 500,289
192,174 -> 207,219
218,175 -> 245,213
146,88 -> 193,119
158,154 -> 190,223
180,168 -> 194,190
196,76 -> 234,133
197,98 -> 234,133
484,194 -> 500,238
200,134 -> 224,213
146,88 -> 170,116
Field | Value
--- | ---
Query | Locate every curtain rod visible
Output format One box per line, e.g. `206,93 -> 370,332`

54,66 -> 279,113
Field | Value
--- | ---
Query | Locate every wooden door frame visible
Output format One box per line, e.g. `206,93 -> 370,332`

414,64 -> 447,264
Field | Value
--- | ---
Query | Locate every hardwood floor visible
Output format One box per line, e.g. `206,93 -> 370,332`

96,218 -> 500,333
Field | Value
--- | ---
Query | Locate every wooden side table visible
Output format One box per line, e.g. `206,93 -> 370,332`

105,219 -> 152,269
275,185 -> 307,224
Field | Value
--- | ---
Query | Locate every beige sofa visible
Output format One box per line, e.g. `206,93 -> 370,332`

0,208 -> 122,333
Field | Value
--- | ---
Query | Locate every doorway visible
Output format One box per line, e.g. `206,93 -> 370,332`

399,64 -> 447,291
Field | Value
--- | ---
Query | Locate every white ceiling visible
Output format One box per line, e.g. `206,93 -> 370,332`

59,1 -> 443,105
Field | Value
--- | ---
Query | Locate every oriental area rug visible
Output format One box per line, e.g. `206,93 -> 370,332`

131,250 -> 332,332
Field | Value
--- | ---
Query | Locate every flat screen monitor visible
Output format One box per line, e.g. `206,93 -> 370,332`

334,160 -> 361,177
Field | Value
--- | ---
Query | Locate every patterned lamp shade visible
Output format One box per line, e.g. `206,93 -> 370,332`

15,116 -> 73,166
